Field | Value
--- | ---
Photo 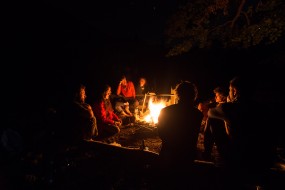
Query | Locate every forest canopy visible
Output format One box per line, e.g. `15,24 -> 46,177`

165,0 -> 285,57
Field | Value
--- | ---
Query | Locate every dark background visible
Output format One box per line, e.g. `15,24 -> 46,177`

3,1 -> 284,127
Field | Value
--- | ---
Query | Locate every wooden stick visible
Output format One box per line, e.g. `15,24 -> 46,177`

142,93 -> 147,113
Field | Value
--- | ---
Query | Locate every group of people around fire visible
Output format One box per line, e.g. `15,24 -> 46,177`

55,74 -> 156,144
1,73 -> 278,189
156,76 -> 275,189
55,74 -> 275,189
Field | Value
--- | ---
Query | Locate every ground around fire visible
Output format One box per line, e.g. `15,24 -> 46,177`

4,121 -> 284,190
97,122 -> 207,158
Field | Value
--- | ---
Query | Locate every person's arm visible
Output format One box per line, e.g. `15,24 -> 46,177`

95,101 -> 115,125
207,105 -> 226,121
208,104 -> 232,135
90,116 -> 98,138
79,103 -> 98,139
112,112 -> 122,126
112,111 -> 120,121
130,82 -> 136,98
145,85 -> 150,94
117,81 -> 122,95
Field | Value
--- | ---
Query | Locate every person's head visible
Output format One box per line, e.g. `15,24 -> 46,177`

175,81 -> 198,103
213,86 -> 228,103
228,76 -> 250,102
120,76 -> 127,86
97,84 -> 113,111
78,84 -> 87,103
92,84 -> 111,101
68,83 -> 86,103
139,77 -> 146,87
103,85 -> 112,100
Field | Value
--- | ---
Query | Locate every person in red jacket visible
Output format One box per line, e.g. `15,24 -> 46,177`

92,84 -> 122,139
117,75 -> 136,98
115,75 -> 138,117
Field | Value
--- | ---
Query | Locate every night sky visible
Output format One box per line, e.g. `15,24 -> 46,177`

4,1 -> 284,117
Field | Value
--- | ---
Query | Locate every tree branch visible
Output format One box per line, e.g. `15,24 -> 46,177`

209,20 -> 232,33
231,0 -> 247,28
242,11 -> 250,25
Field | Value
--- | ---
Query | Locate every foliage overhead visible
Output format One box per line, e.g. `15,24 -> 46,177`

165,0 -> 285,57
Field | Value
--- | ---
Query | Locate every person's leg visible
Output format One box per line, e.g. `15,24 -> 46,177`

92,124 -> 119,144
115,101 -> 129,116
211,119 -> 230,159
203,120 -> 214,160
124,105 -> 133,116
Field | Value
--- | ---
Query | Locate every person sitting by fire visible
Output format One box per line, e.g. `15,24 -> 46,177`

156,81 -> 204,189
56,82 -> 98,147
202,86 -> 228,161
91,84 -> 123,140
135,77 -> 155,114
136,77 -> 149,95
208,76 -> 275,189
115,75 -> 138,119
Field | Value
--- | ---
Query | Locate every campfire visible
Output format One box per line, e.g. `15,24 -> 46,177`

136,96 -> 173,127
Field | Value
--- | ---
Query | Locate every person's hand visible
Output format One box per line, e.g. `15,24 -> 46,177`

114,121 -> 122,127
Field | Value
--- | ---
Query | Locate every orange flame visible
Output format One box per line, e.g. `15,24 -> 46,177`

143,98 -> 167,124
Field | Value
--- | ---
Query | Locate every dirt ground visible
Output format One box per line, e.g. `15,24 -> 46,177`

97,121 -> 209,161
16,121 -> 284,190
115,123 -> 162,153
